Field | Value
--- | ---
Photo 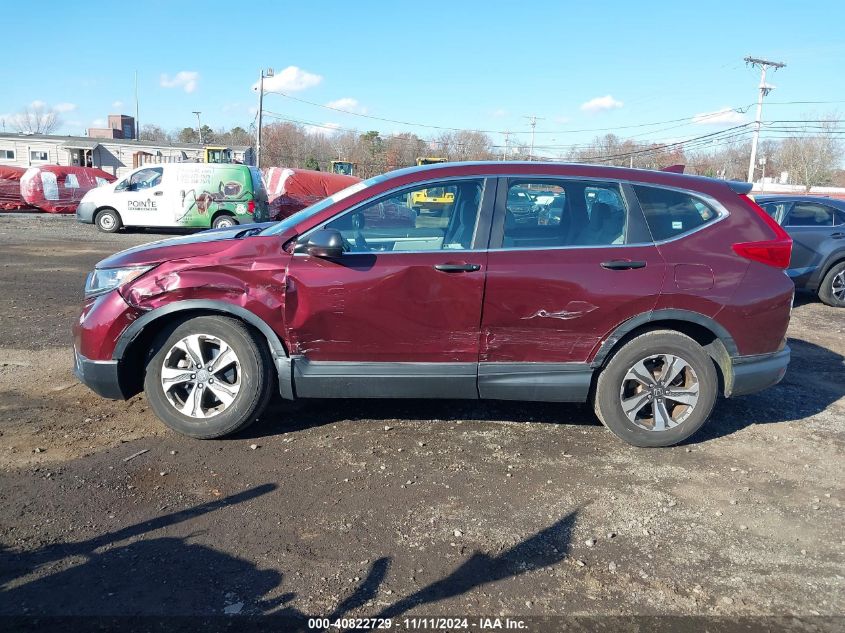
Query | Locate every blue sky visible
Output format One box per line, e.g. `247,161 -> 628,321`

2,0 -> 844,155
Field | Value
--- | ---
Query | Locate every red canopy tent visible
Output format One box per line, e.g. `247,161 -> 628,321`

0,166 -> 34,211
20,165 -> 115,214
263,167 -> 360,220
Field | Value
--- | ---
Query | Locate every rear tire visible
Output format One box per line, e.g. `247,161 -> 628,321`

143,315 -> 273,439
593,330 -> 718,447
212,214 -> 238,229
95,208 -> 122,233
818,261 -> 845,307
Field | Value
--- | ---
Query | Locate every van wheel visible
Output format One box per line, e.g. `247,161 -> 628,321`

95,208 -> 122,233
212,214 -> 238,229
593,330 -> 717,447
818,261 -> 845,307
143,315 -> 273,439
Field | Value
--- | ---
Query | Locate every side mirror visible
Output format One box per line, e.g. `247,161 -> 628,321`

303,228 -> 345,259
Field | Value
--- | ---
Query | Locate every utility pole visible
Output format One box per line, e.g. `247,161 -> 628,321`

502,130 -> 511,161
255,68 -> 274,169
523,115 -> 544,160
744,56 -> 786,183
193,111 -> 203,144
134,70 -> 139,140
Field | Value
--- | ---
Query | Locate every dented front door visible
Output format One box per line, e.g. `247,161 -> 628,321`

282,177 -> 493,365
283,251 -> 487,362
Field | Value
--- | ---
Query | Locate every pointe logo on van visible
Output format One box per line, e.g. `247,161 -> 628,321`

128,199 -> 157,209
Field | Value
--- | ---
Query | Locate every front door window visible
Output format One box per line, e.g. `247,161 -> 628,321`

323,179 -> 484,252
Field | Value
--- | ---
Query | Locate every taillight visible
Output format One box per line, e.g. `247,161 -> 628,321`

247,199 -> 255,214
731,194 -> 793,269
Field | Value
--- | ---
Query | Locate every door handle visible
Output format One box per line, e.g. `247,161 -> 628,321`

434,263 -> 481,273
831,232 -> 845,239
153,191 -> 164,196
601,260 -> 647,270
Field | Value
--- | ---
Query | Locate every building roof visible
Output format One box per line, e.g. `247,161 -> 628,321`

61,139 -> 100,150
0,132 -> 250,151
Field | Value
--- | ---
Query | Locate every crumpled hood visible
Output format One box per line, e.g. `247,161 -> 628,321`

96,222 -> 282,268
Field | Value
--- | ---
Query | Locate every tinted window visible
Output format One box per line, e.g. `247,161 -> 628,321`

324,179 -> 483,252
834,208 -> 845,226
633,185 -> 719,241
785,202 -> 834,227
501,180 -> 627,249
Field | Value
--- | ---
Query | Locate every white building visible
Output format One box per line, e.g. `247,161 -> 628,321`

0,132 -> 253,178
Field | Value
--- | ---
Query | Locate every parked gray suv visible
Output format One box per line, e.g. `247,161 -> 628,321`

757,195 -> 845,307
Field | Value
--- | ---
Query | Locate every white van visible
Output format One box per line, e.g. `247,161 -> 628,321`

76,163 -> 269,232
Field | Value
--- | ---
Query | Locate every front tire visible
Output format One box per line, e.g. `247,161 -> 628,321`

95,208 -> 122,233
593,330 -> 718,447
818,261 -> 845,307
143,315 -> 273,439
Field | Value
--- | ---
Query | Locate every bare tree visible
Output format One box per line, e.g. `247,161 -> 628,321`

11,104 -> 59,134
139,124 -> 171,143
777,114 -> 843,191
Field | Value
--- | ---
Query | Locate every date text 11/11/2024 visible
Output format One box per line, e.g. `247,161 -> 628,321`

306,617 -> 528,630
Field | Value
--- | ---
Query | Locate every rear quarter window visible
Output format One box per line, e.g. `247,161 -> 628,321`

632,185 -> 720,241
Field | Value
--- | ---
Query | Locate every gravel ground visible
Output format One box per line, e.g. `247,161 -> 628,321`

0,213 -> 843,629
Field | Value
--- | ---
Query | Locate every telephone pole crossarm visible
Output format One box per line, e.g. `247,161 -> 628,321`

744,56 -> 786,183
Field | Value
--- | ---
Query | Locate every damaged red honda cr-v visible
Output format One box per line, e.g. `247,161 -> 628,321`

73,161 -> 794,447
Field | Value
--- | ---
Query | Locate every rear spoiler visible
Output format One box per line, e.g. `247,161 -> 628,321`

659,164 -> 753,195
726,180 -> 753,195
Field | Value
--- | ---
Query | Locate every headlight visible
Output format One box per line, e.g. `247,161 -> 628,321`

84,265 -> 153,298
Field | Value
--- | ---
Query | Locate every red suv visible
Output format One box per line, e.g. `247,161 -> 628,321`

73,162 -> 794,447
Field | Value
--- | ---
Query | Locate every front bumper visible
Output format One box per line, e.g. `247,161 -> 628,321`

729,346 -> 790,397
73,347 -> 129,400
76,201 -> 96,223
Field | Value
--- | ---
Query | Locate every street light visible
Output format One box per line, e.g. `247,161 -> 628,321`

256,68 -> 274,169
192,111 -> 203,144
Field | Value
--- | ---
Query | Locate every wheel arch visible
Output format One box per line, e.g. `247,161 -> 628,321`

590,309 -> 738,397
211,209 -> 237,226
817,251 -> 845,284
114,300 -> 291,399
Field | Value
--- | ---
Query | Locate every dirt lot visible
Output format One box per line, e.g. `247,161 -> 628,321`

0,213 -> 843,629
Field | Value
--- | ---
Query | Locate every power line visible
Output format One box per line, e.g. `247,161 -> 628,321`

263,88 -> 758,136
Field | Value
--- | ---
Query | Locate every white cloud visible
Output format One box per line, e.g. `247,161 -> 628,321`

112,100 -> 124,109
490,108 -> 508,118
160,71 -> 200,93
253,66 -> 322,93
53,102 -> 77,113
30,100 -> 47,109
91,118 -> 107,127
692,107 -> 747,125
580,95 -> 624,113
325,97 -> 366,114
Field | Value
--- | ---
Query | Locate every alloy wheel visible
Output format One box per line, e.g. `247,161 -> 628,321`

833,270 -> 845,301
619,353 -> 700,432
160,334 -> 241,418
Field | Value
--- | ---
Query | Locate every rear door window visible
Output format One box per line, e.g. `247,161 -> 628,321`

500,180 -> 627,248
632,185 -> 720,241
785,202 -> 834,227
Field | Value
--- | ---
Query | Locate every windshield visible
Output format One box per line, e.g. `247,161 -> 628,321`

260,175 -> 384,235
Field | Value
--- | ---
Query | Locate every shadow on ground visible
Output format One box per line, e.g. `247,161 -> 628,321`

1,484 -> 577,626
